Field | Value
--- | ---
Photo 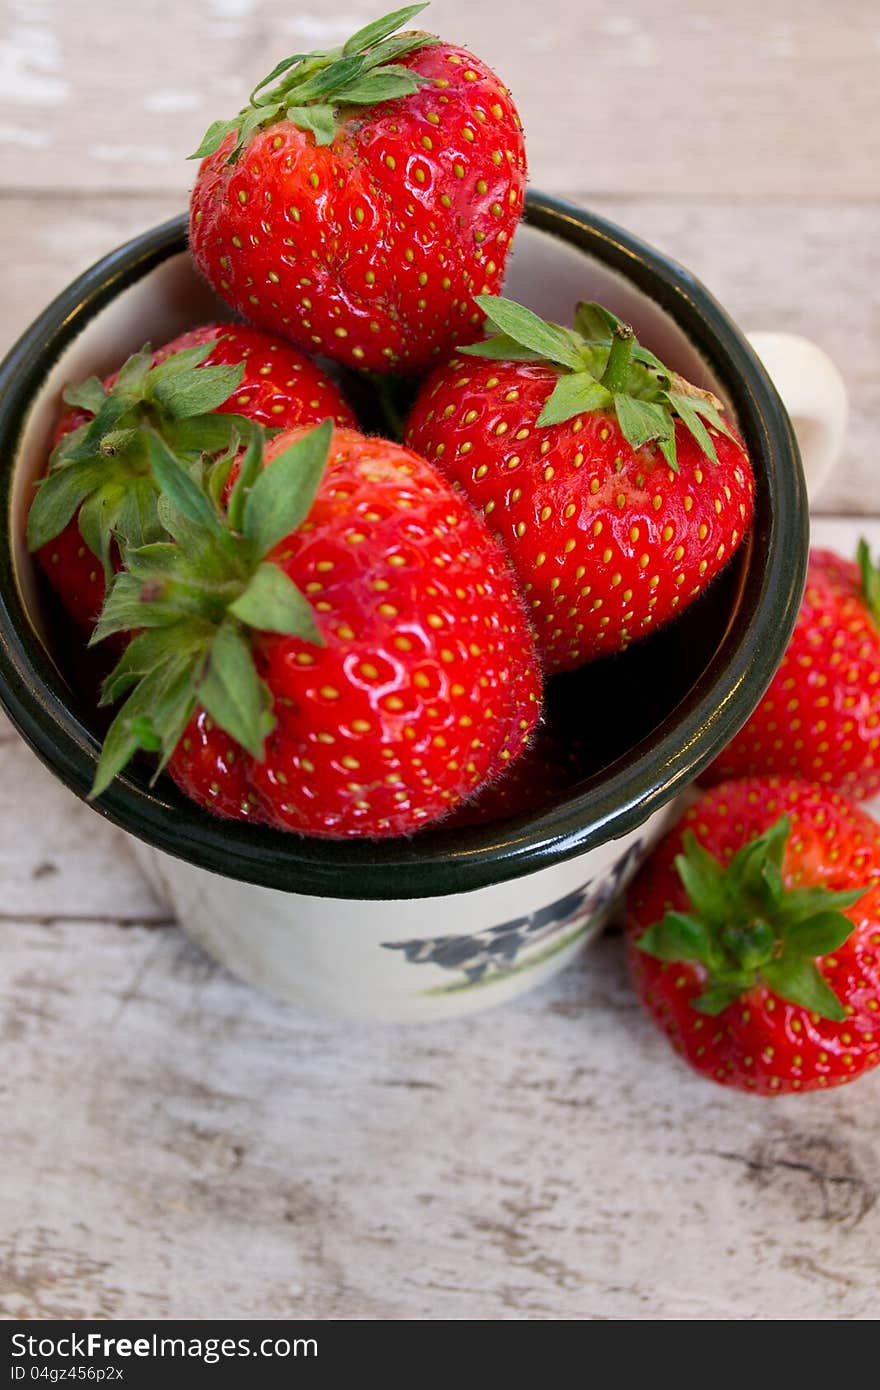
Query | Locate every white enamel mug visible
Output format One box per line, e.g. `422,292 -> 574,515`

0,194 -> 838,1020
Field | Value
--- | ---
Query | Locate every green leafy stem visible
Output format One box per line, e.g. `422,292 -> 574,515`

460,296 -> 742,473
857,537 -> 880,628
635,815 -> 865,1021
27,340 -> 254,580
90,420 -> 333,799
189,4 -> 438,159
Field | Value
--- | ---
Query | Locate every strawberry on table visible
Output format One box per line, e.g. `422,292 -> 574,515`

405,296 -> 754,672
625,778 -> 880,1094
188,4 -> 526,374
705,544 -> 880,801
27,323 -> 354,632
91,423 -> 542,839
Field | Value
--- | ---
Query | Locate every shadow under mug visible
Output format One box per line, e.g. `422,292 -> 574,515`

0,194 -> 811,1021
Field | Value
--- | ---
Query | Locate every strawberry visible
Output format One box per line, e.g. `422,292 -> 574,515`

91,423 -> 542,839
625,778 -> 880,1094
705,544 -> 880,801
188,4 -> 526,374
405,296 -> 755,672
28,323 -> 354,632
444,732 -> 565,828
445,722 -> 586,827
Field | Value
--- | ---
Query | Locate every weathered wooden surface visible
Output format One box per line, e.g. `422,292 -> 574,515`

4,907 -> 880,1321
1,507 -> 878,1320
2,0 -> 880,1322
2,0 -> 877,200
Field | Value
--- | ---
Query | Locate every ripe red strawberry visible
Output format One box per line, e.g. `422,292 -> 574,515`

28,322 -> 354,632
91,423 -> 542,839
446,723 -> 584,827
625,778 -> 880,1094
188,4 -> 526,374
705,544 -> 880,801
406,296 -> 755,673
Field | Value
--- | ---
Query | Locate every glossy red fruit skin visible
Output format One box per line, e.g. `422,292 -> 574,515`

625,778 -> 880,1094
705,549 -> 880,801
168,427 -> 542,839
37,323 -> 355,632
445,723 -> 582,828
405,355 -> 755,673
189,44 -> 526,374
172,709 -> 257,822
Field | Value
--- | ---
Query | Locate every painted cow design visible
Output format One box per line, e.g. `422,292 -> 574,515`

381,840 -> 643,989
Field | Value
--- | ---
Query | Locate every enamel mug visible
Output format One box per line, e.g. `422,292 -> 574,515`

0,194 -> 841,1020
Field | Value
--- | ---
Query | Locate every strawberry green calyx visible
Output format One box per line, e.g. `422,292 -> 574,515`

27,343 -> 253,577
189,4 -> 438,161
857,537 -> 880,627
89,419 -> 333,800
599,321 -> 636,392
459,295 -> 742,473
635,815 -> 865,1021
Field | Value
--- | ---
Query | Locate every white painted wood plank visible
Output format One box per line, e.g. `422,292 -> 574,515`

1,0 -> 876,199
0,195 -> 183,348
810,517 -> 880,555
2,919 -> 880,1320
0,724 -> 165,920
0,521 -> 878,1321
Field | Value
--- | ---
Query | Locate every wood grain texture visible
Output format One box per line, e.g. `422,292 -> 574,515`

1,0 -> 877,199
3,920 -> 880,1320
0,521 -> 878,1322
0,727 -> 164,921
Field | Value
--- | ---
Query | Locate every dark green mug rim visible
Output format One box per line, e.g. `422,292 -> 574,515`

0,193 -> 808,900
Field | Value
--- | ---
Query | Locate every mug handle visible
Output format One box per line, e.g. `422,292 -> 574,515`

746,331 -> 848,502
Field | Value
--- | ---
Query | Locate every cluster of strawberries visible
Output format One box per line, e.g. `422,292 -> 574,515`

627,549 -> 880,1095
29,5 -> 753,837
26,4 -> 880,1095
